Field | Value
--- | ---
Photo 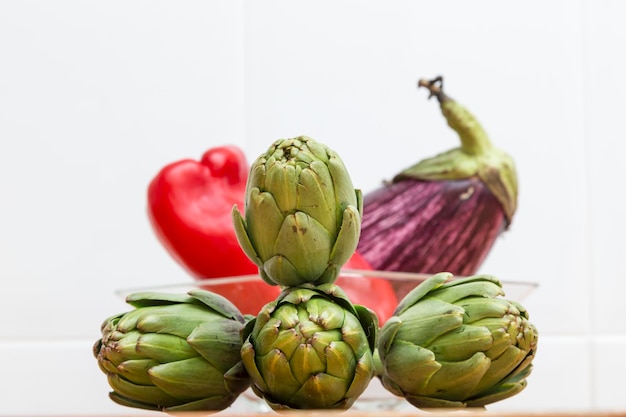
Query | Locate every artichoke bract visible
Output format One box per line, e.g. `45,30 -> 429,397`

93,290 -> 251,412
378,273 -> 538,409
241,284 -> 378,410
232,135 -> 363,287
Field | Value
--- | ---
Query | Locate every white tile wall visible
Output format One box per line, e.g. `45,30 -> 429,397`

0,0 -> 624,414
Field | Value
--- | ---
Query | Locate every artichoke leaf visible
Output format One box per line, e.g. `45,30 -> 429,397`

252,319 -> 281,356
304,136 -> 330,162
231,204 -> 264,268
246,163 -> 266,203
291,373 -> 349,409
223,360 -> 253,395
327,153 -> 359,212
394,272 -> 451,315
149,357 -> 225,399
341,313 -> 371,355
136,304 -> 214,338
460,297 -> 512,324
135,333 -> 197,362
297,161 -> 337,234
188,289 -> 245,322
97,356 -> 120,375
107,331 -> 142,363
499,351 -> 535,383
289,344 -> 326,385
428,324 -> 494,362
328,205 -> 361,269
265,161 -> 298,213
165,394 -> 238,412
125,291 -> 195,308
116,359 -> 159,385
114,309 -> 144,333
310,329 -> 343,359
465,376 -> 527,408
378,317 -> 403,357
353,304 -> 379,352
343,354 -> 375,401
270,328 -> 302,360
241,341 -> 270,394
272,303 -> 300,330
433,276 -> 504,304
383,342 -> 440,392
483,327 -> 512,360
108,391 -> 162,411
279,286 -> 316,306
273,212 -> 332,282
315,283 -> 358,315
263,255 -> 305,287
258,349 -> 301,402
240,315 -> 259,343
108,373 -> 180,408
305,298 -> 345,330
187,321 -> 244,372
395,310 -> 464,347
324,341 -> 357,380
470,345 -> 528,396
421,352 -> 490,400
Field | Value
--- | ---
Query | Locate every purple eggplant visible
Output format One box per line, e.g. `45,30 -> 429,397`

357,76 -> 517,277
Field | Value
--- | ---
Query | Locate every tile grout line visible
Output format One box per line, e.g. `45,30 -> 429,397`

578,0 -> 598,410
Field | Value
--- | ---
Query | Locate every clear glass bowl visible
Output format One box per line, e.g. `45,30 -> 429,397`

115,269 -> 537,413
115,269 -> 537,315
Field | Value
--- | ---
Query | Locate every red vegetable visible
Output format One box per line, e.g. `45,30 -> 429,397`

147,145 -> 398,319
147,145 -> 257,279
147,146 -> 280,315
337,252 -> 398,324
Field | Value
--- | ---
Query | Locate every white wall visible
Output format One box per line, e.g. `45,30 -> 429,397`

1,1 -> 624,414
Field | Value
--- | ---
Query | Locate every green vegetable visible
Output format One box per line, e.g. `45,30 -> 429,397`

93,290 -> 251,412
240,284 -> 378,410
232,135 -> 362,287
378,272 -> 538,409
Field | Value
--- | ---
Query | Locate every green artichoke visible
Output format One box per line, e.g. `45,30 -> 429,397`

93,290 -> 251,412
378,272 -> 538,409
241,284 -> 378,410
232,135 -> 362,287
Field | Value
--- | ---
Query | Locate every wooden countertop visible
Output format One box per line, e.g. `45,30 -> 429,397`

101,412 -> 626,417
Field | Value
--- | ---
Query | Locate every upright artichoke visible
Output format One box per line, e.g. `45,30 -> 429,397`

232,135 -> 362,287
93,290 -> 251,412
378,272 -> 537,409
241,284 -> 378,410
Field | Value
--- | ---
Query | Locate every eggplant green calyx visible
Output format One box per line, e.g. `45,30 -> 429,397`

395,76 -> 517,224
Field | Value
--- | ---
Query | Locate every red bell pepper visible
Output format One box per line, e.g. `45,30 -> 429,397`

147,146 -> 281,315
147,145 -> 398,320
337,252 -> 398,324
148,145 -> 256,279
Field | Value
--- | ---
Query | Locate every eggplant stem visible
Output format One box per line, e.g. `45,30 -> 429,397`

418,76 -> 450,103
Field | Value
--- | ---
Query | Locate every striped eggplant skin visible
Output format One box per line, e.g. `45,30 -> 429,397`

357,177 -> 506,276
